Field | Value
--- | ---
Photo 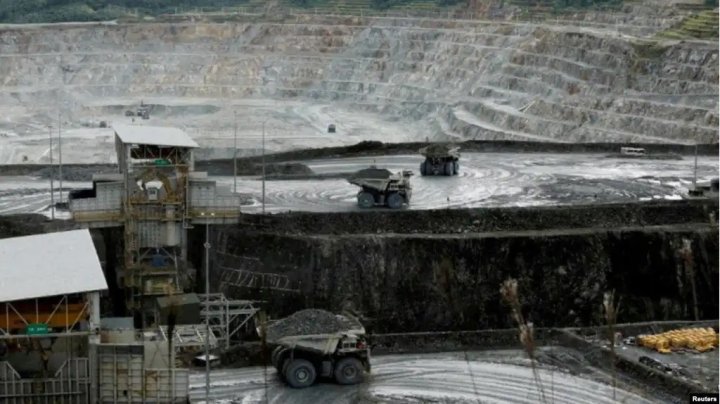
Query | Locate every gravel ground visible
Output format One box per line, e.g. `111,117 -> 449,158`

1,152 -> 716,216
189,349 -> 668,403
215,152 -> 718,213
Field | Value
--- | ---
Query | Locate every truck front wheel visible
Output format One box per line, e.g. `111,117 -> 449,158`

285,359 -> 317,388
334,357 -> 364,385
386,193 -> 404,209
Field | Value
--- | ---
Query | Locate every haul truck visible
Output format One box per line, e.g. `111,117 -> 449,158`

267,320 -> 371,388
419,144 -> 460,176
348,167 -> 413,209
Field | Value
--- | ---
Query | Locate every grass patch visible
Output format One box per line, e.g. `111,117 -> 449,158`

631,40 -> 669,60
656,10 -> 719,40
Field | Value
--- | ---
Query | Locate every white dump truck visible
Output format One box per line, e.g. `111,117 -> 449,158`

264,313 -> 371,388
348,167 -> 413,209
419,143 -> 460,176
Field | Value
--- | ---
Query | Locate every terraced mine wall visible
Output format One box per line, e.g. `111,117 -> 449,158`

1,9 -> 717,152
205,200 -> 718,333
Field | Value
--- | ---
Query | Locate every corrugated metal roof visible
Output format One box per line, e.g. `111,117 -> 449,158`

113,124 -> 199,148
0,229 -> 108,302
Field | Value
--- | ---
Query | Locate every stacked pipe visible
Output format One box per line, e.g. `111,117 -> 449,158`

637,327 -> 718,353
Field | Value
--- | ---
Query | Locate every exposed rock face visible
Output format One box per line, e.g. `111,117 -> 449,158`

239,200 -> 718,234
213,201 -> 719,333
0,11 -> 716,156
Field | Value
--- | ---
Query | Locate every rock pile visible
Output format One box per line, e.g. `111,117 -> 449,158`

351,168 -> 393,179
264,309 -> 361,341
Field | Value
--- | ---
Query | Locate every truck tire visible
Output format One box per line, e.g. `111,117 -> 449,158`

420,161 -> 427,176
454,161 -> 459,175
386,193 -> 403,209
444,161 -> 454,176
334,357 -> 364,385
357,191 -> 375,208
285,359 -> 316,388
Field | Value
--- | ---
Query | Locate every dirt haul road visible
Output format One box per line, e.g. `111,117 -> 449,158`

0,152 -> 716,216
189,350 -> 664,403
215,152 -> 718,213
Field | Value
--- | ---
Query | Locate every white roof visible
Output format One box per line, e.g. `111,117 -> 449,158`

0,229 -> 108,302
113,124 -> 199,148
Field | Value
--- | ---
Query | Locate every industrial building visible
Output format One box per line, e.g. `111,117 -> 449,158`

0,229 -> 200,403
69,124 -> 244,327
0,229 -> 106,403
55,124 -> 258,403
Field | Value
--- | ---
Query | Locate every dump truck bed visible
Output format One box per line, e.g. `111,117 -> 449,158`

348,177 -> 392,190
261,311 -> 366,355
271,326 -> 366,355
419,144 -> 460,158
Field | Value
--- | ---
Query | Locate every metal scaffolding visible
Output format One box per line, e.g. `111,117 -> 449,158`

155,324 -> 218,349
0,296 -> 89,339
199,293 -> 261,349
220,267 -> 300,293
0,359 -> 90,404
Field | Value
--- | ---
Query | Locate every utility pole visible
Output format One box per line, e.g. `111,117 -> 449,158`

49,125 -> 55,220
262,121 -> 266,215
58,111 -> 63,203
693,143 -> 698,188
203,216 -> 212,402
233,111 -> 238,194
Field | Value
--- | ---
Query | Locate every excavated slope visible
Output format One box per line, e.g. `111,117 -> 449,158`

0,15 -> 717,153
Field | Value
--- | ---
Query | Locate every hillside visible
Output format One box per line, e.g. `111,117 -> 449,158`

0,0 -> 717,164
0,0 -> 649,23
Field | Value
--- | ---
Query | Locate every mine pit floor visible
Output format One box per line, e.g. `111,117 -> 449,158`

189,348 -> 670,404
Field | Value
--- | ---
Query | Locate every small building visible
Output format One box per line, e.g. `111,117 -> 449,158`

0,229 -> 107,403
155,293 -> 201,326
688,177 -> 720,198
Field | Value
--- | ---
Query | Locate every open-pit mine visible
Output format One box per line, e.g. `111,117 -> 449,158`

0,0 -> 717,403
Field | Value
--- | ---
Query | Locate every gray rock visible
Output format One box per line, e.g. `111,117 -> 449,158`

265,309 -> 361,341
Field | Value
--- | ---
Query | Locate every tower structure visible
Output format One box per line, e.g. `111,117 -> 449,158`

70,124 -> 243,326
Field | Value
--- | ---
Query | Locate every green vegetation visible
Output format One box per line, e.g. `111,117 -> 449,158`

0,0 -> 253,23
287,0 -> 460,11
0,0 -> 466,22
371,0 -> 456,9
0,0 -> 713,23
551,0 -> 622,7
629,40 -> 668,74
657,9 -> 719,40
